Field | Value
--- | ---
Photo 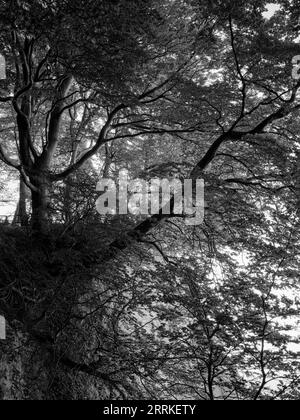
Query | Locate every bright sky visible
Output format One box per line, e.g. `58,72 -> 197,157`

263,3 -> 281,19
0,180 -> 18,220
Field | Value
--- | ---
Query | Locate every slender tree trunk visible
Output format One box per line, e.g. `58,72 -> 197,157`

64,177 -> 74,225
63,138 -> 80,225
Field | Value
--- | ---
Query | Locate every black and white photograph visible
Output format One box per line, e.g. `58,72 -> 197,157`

0,0 -> 300,403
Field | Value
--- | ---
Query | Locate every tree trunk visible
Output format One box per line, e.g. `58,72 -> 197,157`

31,179 -> 49,233
13,177 -> 28,226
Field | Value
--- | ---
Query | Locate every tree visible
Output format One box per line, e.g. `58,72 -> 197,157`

0,0 -> 211,232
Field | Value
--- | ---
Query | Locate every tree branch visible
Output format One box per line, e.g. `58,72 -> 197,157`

104,99 -> 300,258
51,104 -> 126,180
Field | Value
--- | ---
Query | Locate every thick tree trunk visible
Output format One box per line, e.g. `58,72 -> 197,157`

13,177 -> 28,226
31,179 -> 49,233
